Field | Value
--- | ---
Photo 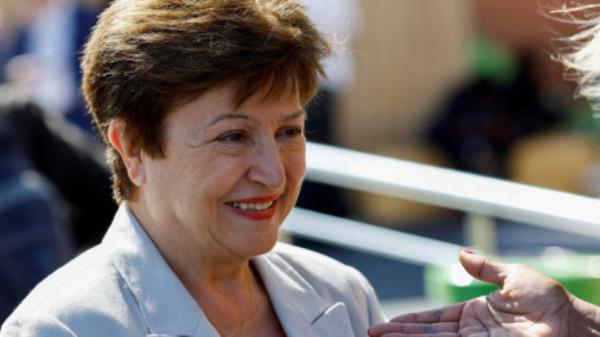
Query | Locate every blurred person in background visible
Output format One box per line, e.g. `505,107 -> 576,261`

426,0 -> 587,178
5,0 -> 106,133
0,0 -> 115,247
0,90 -> 74,323
0,86 -> 115,322
0,0 -> 114,322
426,52 -> 566,177
0,88 -> 115,247
0,0 -> 385,336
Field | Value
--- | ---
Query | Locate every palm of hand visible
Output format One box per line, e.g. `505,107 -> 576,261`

454,264 -> 570,337
458,293 -> 567,337
369,264 -> 572,337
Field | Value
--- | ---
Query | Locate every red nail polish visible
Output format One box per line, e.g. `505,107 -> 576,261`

463,249 -> 475,254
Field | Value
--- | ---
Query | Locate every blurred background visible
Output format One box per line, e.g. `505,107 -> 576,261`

1,0 -> 600,322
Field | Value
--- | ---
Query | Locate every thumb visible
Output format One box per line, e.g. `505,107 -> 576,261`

459,250 -> 507,287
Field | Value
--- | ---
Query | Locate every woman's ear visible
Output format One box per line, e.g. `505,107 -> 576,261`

107,119 -> 145,186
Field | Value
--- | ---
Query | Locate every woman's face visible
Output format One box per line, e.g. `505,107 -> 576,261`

138,83 -> 306,260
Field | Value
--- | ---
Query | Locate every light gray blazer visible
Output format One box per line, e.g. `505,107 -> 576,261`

1,205 -> 385,337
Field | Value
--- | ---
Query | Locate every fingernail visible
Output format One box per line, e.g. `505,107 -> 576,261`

463,249 -> 475,254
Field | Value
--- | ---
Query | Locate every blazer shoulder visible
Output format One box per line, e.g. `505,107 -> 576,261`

10,246 -> 113,313
4,246 -> 146,336
1,313 -> 77,337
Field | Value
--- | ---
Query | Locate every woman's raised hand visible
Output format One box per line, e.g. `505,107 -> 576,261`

368,251 -> 573,337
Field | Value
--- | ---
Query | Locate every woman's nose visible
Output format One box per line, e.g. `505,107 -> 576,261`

247,138 -> 285,189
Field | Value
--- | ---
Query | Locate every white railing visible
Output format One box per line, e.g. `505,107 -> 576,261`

281,142 -> 600,264
283,208 -> 464,266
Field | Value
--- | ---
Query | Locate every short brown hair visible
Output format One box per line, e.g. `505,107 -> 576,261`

81,0 -> 330,202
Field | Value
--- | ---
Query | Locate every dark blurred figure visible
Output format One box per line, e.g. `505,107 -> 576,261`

7,0 -> 106,134
296,90 -> 348,216
0,94 -> 72,321
427,53 -> 566,177
0,90 -> 116,247
0,88 -> 116,320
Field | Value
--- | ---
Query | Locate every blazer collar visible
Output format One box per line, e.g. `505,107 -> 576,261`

254,245 -> 354,337
103,205 -> 219,337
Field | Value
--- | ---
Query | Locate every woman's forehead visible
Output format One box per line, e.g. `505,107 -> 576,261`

181,80 -> 302,109
168,84 -> 303,127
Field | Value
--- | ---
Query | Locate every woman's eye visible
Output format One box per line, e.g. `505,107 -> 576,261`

217,131 -> 248,143
277,126 -> 303,139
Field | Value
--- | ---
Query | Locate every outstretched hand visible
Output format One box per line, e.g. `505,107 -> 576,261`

369,251 -> 573,337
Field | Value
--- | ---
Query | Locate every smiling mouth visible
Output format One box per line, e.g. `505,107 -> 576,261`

225,197 -> 279,220
228,200 -> 275,211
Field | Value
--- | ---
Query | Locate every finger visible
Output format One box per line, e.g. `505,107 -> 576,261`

459,250 -> 507,286
390,302 -> 465,323
368,322 -> 458,335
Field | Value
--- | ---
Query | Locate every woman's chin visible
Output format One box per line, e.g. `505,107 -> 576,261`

235,232 -> 279,258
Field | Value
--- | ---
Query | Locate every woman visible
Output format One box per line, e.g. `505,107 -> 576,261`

0,1 -> 384,336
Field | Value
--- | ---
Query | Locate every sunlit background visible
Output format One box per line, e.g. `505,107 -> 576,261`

1,0 -> 599,321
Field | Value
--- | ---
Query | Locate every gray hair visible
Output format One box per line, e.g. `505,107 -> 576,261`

558,4 -> 600,109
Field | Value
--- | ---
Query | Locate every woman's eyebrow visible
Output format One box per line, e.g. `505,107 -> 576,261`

282,109 -> 307,122
206,112 -> 250,128
205,109 -> 305,130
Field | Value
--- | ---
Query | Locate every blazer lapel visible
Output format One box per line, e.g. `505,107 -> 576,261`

310,302 -> 355,337
104,205 -> 219,337
253,248 -> 355,337
267,303 -> 353,337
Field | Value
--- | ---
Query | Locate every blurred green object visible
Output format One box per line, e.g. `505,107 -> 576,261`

425,253 -> 600,305
470,36 -> 518,86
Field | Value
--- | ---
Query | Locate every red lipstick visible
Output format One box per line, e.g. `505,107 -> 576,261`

226,195 -> 279,220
